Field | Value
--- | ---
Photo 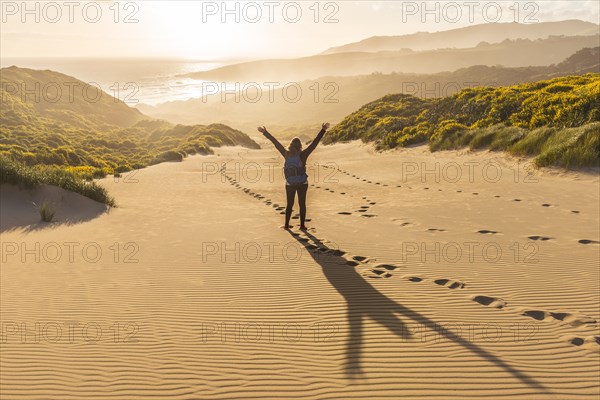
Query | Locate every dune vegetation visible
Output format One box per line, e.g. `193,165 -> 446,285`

0,67 -> 260,204
0,156 -> 116,206
0,116 -> 260,179
325,74 -> 600,168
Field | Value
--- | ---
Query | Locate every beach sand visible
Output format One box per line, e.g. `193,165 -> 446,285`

1,141 -> 599,399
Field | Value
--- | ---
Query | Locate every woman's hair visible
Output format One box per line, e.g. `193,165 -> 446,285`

287,137 -> 302,156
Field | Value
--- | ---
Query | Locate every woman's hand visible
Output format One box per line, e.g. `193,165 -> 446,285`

257,126 -> 267,134
322,122 -> 330,131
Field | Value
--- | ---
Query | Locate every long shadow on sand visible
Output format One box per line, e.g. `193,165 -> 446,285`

288,229 -> 550,394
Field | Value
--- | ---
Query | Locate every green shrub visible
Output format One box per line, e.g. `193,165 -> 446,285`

150,150 -> 185,164
429,120 -> 469,151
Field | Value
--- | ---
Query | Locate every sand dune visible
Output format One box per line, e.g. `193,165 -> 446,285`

1,142 -> 598,399
0,184 -> 109,232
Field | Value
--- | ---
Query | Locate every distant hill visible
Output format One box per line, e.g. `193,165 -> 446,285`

0,67 -> 259,182
140,47 -> 600,137
184,35 -> 599,83
0,66 -> 146,129
322,20 -> 599,54
324,74 -> 600,168
555,46 -> 600,73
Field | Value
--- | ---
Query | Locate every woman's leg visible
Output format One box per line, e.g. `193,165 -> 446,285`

297,183 -> 308,227
285,184 -> 297,227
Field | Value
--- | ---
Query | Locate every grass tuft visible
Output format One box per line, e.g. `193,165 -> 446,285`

36,200 -> 56,222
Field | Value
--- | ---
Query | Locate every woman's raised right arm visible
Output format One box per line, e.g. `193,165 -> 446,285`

258,126 -> 286,157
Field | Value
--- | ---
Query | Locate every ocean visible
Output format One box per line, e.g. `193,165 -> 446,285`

0,57 -> 229,106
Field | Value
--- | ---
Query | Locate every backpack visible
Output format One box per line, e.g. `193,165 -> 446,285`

284,155 -> 307,184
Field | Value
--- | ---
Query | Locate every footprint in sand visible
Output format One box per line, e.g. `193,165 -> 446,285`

434,278 -> 465,289
361,214 -> 377,218
528,235 -> 552,241
365,264 -> 398,278
541,203 -> 553,207
471,295 -> 507,309
513,199 -> 522,202
405,276 -> 424,283
551,312 -> 598,327
392,219 -> 412,227
522,310 -> 546,320
566,336 -> 600,347
338,212 -> 352,215
477,229 -> 498,235
578,239 -> 600,245
428,228 -> 446,232
375,264 -> 397,271
571,210 -> 580,214
367,269 -> 392,279
570,337 -> 585,346
522,310 -> 597,327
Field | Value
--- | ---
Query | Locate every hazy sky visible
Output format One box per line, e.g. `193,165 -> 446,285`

1,1 -> 599,60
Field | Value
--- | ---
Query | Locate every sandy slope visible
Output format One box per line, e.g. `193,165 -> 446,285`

1,141 -> 599,399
